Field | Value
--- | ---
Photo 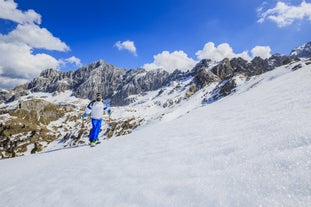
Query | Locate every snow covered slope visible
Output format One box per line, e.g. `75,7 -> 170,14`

0,63 -> 310,206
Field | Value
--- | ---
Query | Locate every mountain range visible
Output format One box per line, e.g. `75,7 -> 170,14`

0,41 -> 310,159
2,41 -> 310,106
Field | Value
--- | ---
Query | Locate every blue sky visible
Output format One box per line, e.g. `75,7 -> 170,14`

0,0 -> 311,88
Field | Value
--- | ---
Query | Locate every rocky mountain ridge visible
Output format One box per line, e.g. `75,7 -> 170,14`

3,42 -> 310,106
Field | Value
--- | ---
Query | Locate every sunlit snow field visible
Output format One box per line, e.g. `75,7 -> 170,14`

0,64 -> 310,207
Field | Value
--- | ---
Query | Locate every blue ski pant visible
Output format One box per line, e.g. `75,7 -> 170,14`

90,119 -> 102,141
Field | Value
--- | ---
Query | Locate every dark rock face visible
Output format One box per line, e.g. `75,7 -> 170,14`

194,53 -> 299,103
209,55 -> 288,79
190,59 -> 220,90
193,67 -> 220,89
111,68 -> 170,106
211,58 -> 235,80
27,68 -> 65,92
72,61 -> 126,100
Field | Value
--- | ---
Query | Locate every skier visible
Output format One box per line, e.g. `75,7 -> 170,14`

82,92 -> 111,146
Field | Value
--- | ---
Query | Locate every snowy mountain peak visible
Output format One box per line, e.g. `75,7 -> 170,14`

289,41 -> 311,58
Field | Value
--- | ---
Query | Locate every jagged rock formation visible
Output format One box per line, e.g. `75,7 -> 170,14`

209,55 -> 293,80
72,61 -> 126,101
3,60 -> 171,106
25,60 -> 125,100
186,53 -> 298,101
191,59 -> 220,89
112,68 -> 170,105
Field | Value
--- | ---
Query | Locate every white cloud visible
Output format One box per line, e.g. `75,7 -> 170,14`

1,24 -> 69,51
251,46 -> 271,59
65,56 -> 82,67
257,2 -> 268,14
0,0 -> 73,89
143,50 -> 197,73
0,76 -> 29,89
114,40 -> 137,56
58,56 -> 82,70
0,42 -> 60,79
0,41 -> 62,88
258,1 -> 311,27
196,42 -> 251,62
143,43 -> 272,73
0,0 -> 41,24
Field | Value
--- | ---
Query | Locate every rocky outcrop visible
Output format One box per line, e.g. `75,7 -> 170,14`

184,59 -> 221,99
193,68 -> 220,89
14,99 -> 65,125
27,68 -> 67,93
111,68 -> 170,106
72,60 -> 126,100
6,90 -> 30,103
202,79 -> 237,104
207,54 -> 296,81
0,89 -> 12,103
211,58 -> 235,80
0,99 -> 65,158
105,117 -> 144,138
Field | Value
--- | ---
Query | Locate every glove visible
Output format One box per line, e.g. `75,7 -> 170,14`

107,109 -> 112,115
82,112 -> 87,119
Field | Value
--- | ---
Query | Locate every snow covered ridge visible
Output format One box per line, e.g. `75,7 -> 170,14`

0,59 -> 310,207
0,57 -> 310,159
290,41 -> 311,58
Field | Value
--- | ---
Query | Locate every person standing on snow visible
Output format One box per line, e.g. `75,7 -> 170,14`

82,92 -> 111,146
